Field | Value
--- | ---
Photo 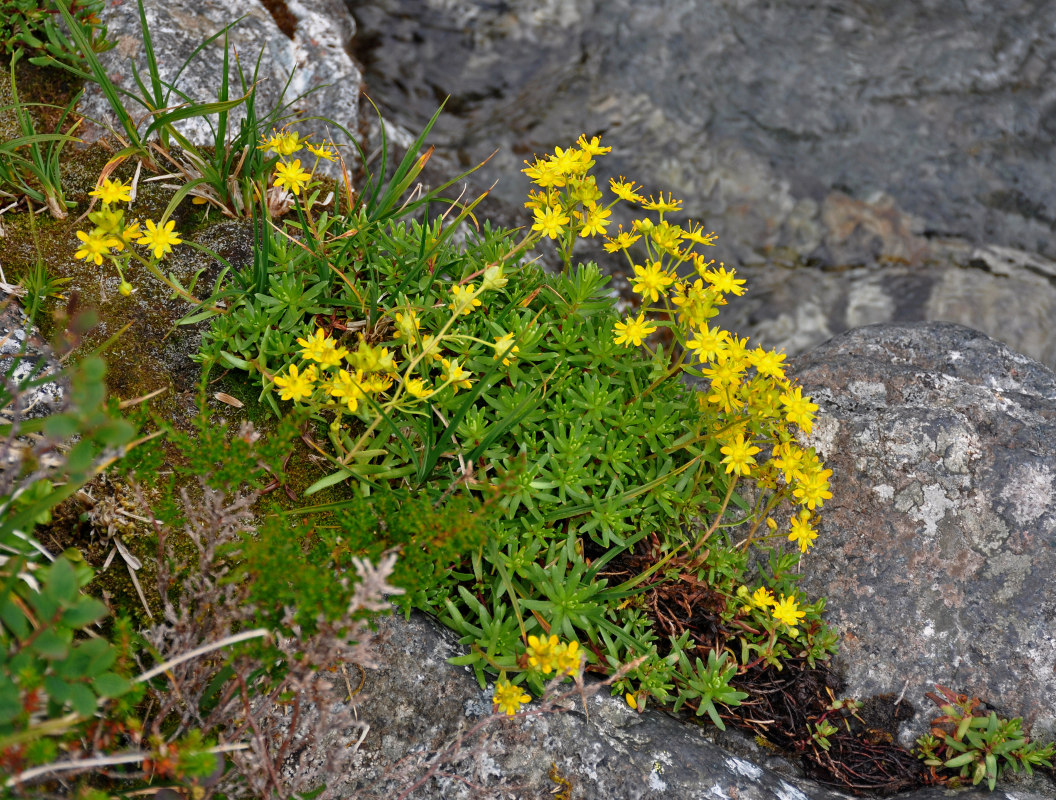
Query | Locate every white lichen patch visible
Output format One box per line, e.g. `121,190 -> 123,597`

872,483 -> 895,502
999,462 -> 1055,525
775,780 -> 811,800
898,483 -> 957,538
805,413 -> 839,459
723,755 -> 762,780
847,379 -> 887,405
647,765 -> 668,792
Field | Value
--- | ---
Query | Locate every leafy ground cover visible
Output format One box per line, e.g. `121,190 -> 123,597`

0,2 -> 1051,798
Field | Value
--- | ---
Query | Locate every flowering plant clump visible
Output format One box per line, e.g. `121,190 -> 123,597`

203,125 -> 839,730
72,176 -> 183,297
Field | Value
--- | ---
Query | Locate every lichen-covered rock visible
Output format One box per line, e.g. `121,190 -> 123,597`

791,323 -> 1056,762
80,0 -> 369,172
298,610 -> 1048,799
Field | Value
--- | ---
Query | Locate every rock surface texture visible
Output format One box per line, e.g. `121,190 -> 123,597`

323,610 -> 1046,799
792,323 -> 1056,757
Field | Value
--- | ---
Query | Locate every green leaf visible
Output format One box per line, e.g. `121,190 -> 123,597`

944,751 -> 979,769
68,682 -> 97,716
304,468 -> 354,496
0,680 -> 21,724
32,628 -> 70,660
92,672 -> 132,698
45,557 -> 78,605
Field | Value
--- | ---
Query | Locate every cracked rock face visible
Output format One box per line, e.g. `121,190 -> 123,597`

791,322 -> 1056,752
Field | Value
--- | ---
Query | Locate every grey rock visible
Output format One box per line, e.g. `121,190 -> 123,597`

297,609 -> 1048,799
717,239 -> 1056,372
80,0 -> 369,174
791,323 -> 1056,771
348,0 -> 1056,371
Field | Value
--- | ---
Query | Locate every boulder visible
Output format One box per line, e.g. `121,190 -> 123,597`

290,609 -> 1049,799
79,0 -> 373,173
791,323 -> 1056,760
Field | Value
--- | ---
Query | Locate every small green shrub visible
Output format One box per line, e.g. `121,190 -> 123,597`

0,0 -> 112,72
196,127 -> 839,725
916,685 -> 1055,791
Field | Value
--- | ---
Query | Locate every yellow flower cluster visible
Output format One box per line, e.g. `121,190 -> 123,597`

739,585 -> 807,632
269,277 -> 522,450
491,634 -> 583,716
524,634 -> 582,677
260,127 -> 338,199
526,137 -> 833,556
74,176 -> 182,294
271,328 -> 402,413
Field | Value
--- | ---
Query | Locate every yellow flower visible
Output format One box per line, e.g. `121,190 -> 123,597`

118,281 -> 134,296
306,142 -> 337,161
603,227 -> 641,253
577,202 -> 612,237
682,224 -> 718,247
525,634 -> 560,674
771,441 -> 806,483
793,467 -> 833,510
779,385 -> 819,434
493,680 -> 530,716
771,594 -> 806,628
297,327 -> 348,368
327,369 -> 367,412
686,324 -> 728,364
531,205 -> 570,239
449,283 -> 482,315
493,333 -> 519,366
788,510 -> 818,553
751,586 -> 776,609
613,312 -> 657,348
259,128 -> 305,156
89,177 -> 131,205
704,265 -> 747,296
74,229 -> 117,265
609,177 -> 645,203
137,219 -> 182,259
522,158 -> 565,188
441,358 -> 472,393
631,261 -> 675,303
272,364 -> 316,403
556,640 -> 582,675
393,310 -> 421,340
404,377 -> 433,399
576,134 -> 611,156
720,433 -> 761,476
273,159 -> 311,195
363,373 -> 394,394
117,221 -> 142,250
548,145 -> 586,176
524,188 -> 549,211
749,347 -> 787,379
641,192 -> 682,213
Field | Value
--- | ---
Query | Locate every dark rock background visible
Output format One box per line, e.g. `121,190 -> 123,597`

347,0 -> 1056,368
